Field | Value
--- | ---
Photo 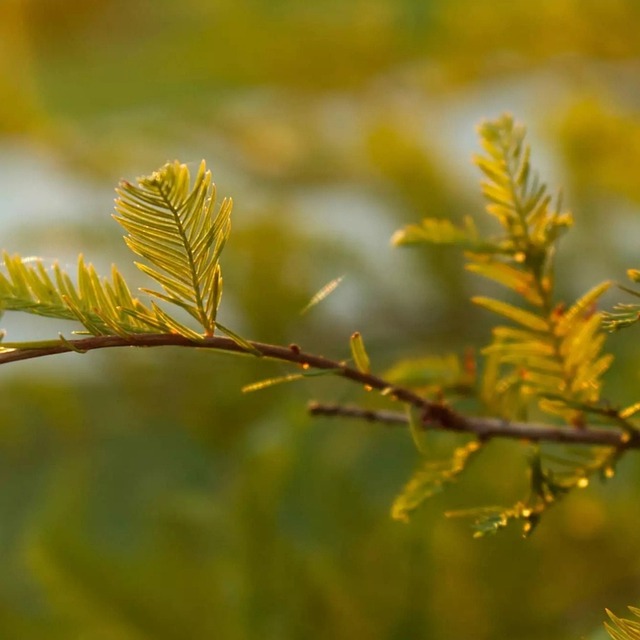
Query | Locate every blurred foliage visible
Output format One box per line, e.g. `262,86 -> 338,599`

606,606 -> 640,639
2,1 -> 640,639
390,114 -> 626,539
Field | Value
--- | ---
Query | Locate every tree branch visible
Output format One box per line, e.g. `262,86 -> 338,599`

307,402 -> 639,448
2,333 -> 637,449
0,333 -> 427,402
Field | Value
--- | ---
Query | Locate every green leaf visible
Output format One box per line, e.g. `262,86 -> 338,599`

146,302 -> 204,341
383,353 -> 472,392
242,373 -> 305,393
606,608 -> 640,640
472,296 -> 548,332
391,216 -> 499,251
300,276 -> 344,314
242,367 -> 339,393
445,504 -> 527,538
391,441 -> 482,523
466,261 -> 543,306
572,352 -> 613,389
0,252 -> 161,336
619,402 -> 640,419
603,303 -> 640,331
491,326 -> 553,344
554,280 -> 611,336
214,322 -> 262,357
482,340 -> 555,359
114,160 -> 232,336
349,331 -> 371,373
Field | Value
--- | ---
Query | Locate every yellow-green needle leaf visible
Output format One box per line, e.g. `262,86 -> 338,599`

300,276 -> 344,315
350,331 -> 371,373
472,296 -> 548,332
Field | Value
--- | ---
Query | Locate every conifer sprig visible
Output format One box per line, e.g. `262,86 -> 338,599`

387,114 -> 629,534
0,252 -> 163,337
471,115 -> 613,424
0,161 -> 239,345
603,270 -> 640,332
115,160 -> 231,337
606,606 -> 640,640
395,114 -> 614,426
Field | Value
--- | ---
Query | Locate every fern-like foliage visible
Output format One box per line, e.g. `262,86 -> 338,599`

606,607 -> 640,640
395,114 -> 614,425
0,253 -> 169,338
115,160 -> 231,337
445,448 -> 590,537
0,123 -> 634,543
446,504 -> 530,538
470,116 -> 615,425
391,215 -> 494,251
383,352 -> 476,397
389,114 -> 630,535
0,160 -> 237,348
391,440 -> 483,523
603,270 -> 640,331
443,445 -> 618,538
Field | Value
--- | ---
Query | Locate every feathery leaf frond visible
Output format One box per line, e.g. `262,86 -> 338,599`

384,353 -> 475,396
300,275 -> 344,315
0,253 -> 162,336
391,216 -> 498,251
114,160 -> 231,336
606,607 -> 640,640
604,270 -> 640,331
389,114 -> 618,530
468,116 -> 611,423
447,443 -> 617,538
446,504 -> 529,538
0,161 -> 241,344
394,114 -> 612,423
391,441 -> 482,523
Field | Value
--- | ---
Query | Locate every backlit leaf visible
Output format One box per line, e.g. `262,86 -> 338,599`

114,160 -> 232,336
391,441 -> 482,523
555,281 -> 611,336
472,296 -> 548,332
466,261 -> 543,305
300,276 -> 344,315
349,331 -> 371,374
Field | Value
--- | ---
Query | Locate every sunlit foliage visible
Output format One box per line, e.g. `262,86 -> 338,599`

3,3 -> 640,639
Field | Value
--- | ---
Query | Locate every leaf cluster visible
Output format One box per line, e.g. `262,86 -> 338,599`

0,253 -> 163,338
114,160 -> 231,337
391,439 -> 482,523
0,161 -> 249,352
389,114 -> 637,537
606,607 -> 640,640
603,269 -> 640,331
397,114 -> 613,425
0,115 -> 638,551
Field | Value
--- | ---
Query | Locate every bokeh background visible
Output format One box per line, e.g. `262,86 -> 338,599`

2,1 -> 640,638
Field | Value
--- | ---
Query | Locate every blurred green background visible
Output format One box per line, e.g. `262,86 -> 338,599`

2,1 -> 640,638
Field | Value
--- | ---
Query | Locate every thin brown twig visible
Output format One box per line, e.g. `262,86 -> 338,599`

307,402 -> 639,448
1,332 -> 638,449
0,333 -> 427,402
